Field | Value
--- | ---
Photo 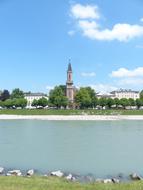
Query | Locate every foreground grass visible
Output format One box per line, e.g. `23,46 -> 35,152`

0,109 -> 143,115
0,176 -> 143,190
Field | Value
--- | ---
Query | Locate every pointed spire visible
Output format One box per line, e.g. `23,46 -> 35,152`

68,59 -> 72,72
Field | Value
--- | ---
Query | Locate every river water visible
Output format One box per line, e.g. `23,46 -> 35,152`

0,119 -> 143,178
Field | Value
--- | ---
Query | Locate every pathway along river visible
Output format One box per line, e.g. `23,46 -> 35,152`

0,119 -> 143,178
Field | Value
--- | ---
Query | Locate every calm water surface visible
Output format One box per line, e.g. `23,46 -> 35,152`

0,119 -> 143,177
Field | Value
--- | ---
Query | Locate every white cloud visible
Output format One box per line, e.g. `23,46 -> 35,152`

118,78 -> 143,85
110,67 -> 143,78
140,18 -> 143,22
69,4 -> 143,42
78,20 -> 99,30
81,72 -> 96,77
90,84 -> 117,93
76,83 -> 117,93
83,24 -> 143,41
70,4 -> 100,19
68,30 -> 75,36
80,22 -> 143,42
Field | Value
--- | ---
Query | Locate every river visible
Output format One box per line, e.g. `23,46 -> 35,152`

0,119 -> 143,178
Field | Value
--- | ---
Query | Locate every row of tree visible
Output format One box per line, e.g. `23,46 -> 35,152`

0,89 -> 49,109
0,88 -> 27,108
47,86 -> 143,109
1,86 -> 143,109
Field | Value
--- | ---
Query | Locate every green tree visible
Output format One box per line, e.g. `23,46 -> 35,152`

13,98 -> 27,108
49,86 -> 68,108
128,98 -> 136,107
0,90 -> 10,101
38,97 -> 48,108
59,85 -> 66,96
136,98 -> 143,109
0,101 -> 4,108
119,98 -> 129,109
75,88 -> 92,109
114,98 -> 120,109
140,90 -> 143,99
3,99 -> 13,108
11,88 -> 24,99
98,98 -> 107,109
106,98 -> 115,109
31,99 -> 39,108
84,87 -> 96,108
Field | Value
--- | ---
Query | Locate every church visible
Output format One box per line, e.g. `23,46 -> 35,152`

66,61 -> 75,103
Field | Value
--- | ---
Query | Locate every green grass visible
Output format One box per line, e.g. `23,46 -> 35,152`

0,176 -> 143,190
0,109 -> 143,115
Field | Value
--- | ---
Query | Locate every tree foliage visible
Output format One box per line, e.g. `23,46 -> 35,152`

119,98 -> 129,109
31,99 -> 39,108
140,90 -> 143,100
49,86 -> 68,108
106,98 -> 115,109
11,88 -> 24,99
136,98 -> 143,109
38,97 -> 48,107
0,90 -> 10,101
75,88 -> 92,109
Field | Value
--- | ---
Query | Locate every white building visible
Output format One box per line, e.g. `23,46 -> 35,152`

110,89 -> 140,100
96,92 -> 114,99
24,93 -> 48,108
96,89 -> 140,100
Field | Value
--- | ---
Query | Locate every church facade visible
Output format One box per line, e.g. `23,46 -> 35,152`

66,62 -> 74,103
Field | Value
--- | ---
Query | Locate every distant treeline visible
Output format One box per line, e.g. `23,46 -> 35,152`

0,87 -> 143,109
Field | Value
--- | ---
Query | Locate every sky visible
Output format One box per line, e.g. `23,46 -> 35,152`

1,0 -> 143,93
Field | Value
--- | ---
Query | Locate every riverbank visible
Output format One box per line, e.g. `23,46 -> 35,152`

0,176 -> 143,190
1,114 -> 143,120
1,109 -> 143,116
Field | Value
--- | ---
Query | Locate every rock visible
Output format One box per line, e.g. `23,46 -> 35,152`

7,170 -> 22,176
0,167 -> 4,174
112,178 -> 120,183
103,179 -> 113,183
130,173 -> 142,180
6,173 -> 12,176
27,169 -> 34,176
65,174 -> 76,181
95,178 -> 103,183
51,170 -> 64,177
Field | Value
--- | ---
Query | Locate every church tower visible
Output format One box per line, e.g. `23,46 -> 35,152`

66,61 -> 74,102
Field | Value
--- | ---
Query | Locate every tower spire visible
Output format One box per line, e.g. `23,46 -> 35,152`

68,59 -> 72,72
66,60 -> 74,103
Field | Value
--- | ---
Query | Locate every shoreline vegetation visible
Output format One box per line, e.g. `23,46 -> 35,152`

0,176 -> 143,190
1,109 -> 143,120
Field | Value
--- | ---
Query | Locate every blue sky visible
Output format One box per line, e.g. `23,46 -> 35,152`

1,0 -> 143,93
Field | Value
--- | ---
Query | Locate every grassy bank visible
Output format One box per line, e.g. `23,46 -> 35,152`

0,109 -> 143,115
0,176 -> 143,190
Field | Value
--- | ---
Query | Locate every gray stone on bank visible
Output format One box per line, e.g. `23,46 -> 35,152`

103,179 -> 113,183
130,173 -> 143,180
95,178 -> 120,184
50,170 -> 64,177
112,178 -> 120,183
95,178 -> 104,183
0,167 -> 4,174
27,169 -> 34,176
65,174 -> 76,181
0,166 -> 139,183
7,170 -> 22,176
